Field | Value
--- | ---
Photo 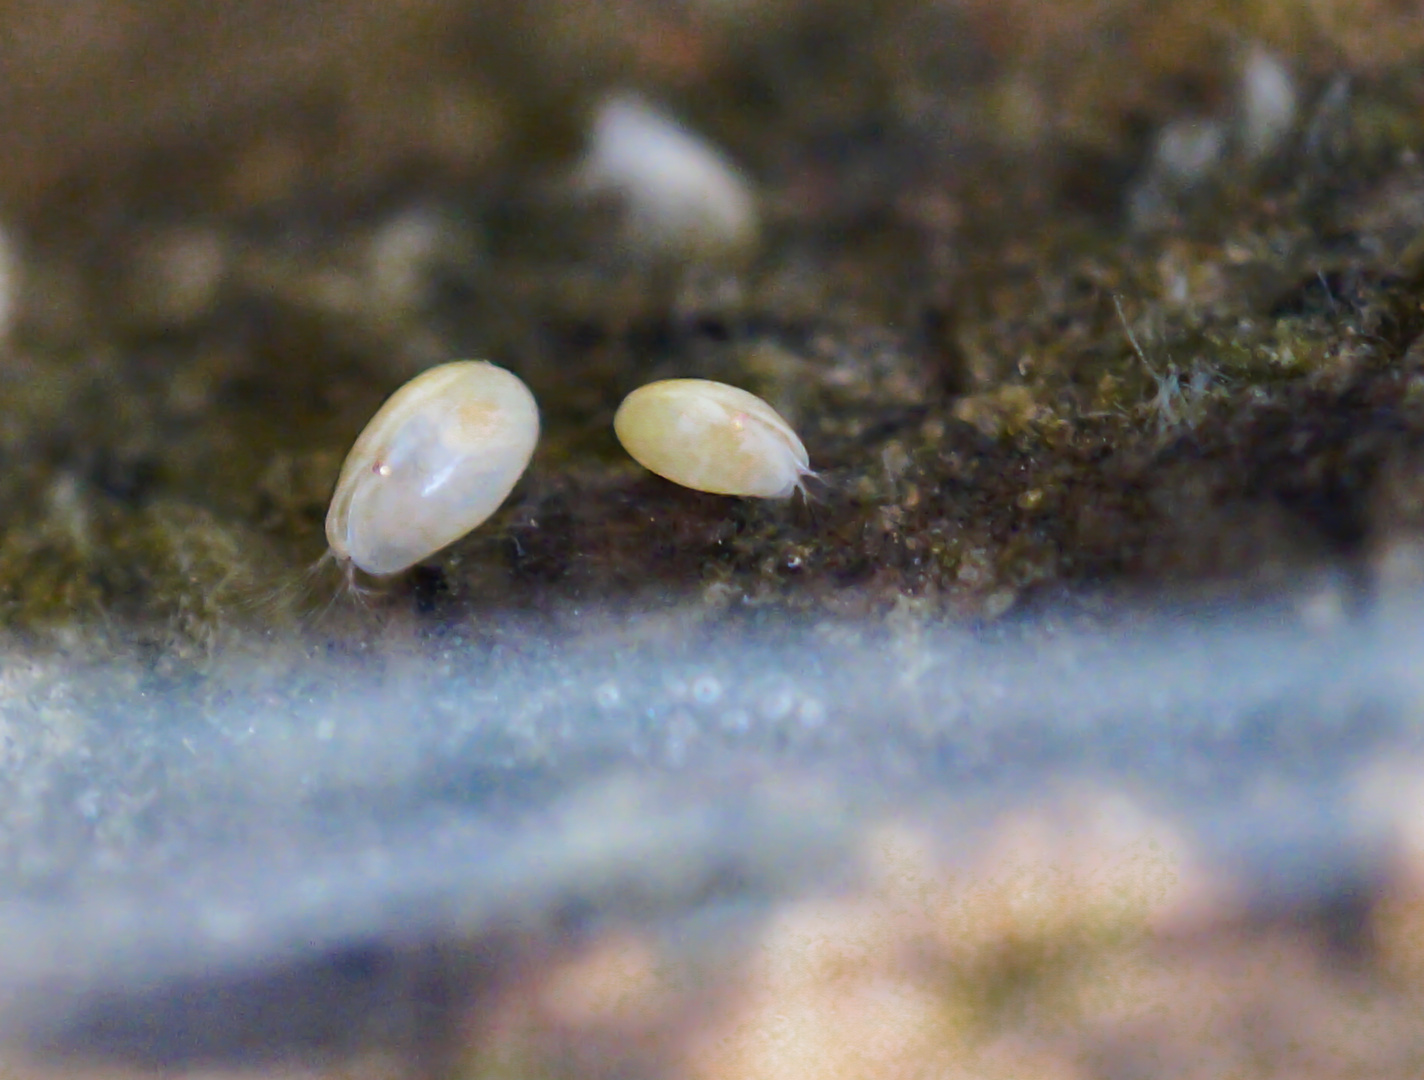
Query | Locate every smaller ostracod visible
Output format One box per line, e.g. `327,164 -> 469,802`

326,360 -> 539,576
614,378 -> 811,498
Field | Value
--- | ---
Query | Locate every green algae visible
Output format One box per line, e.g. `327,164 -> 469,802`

0,4 -> 1421,659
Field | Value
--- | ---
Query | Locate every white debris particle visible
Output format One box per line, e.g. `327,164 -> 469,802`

1151,119 -> 1227,189
367,207 -> 476,317
1129,117 -> 1229,230
1237,47 -> 1298,162
594,681 -> 622,711
576,93 -> 760,261
759,686 -> 797,722
690,673 -> 723,706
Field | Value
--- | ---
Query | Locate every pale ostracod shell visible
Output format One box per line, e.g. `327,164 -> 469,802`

326,360 -> 539,575
614,379 -> 810,498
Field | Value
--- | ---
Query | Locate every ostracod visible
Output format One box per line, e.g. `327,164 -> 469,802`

326,360 -> 539,575
613,378 -> 810,498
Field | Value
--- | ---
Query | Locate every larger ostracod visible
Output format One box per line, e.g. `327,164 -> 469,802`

326,360 -> 539,575
614,378 -> 810,498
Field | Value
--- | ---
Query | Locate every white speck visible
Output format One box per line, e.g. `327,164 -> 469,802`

594,681 -> 622,710
75,789 -> 101,820
1151,119 -> 1227,189
1237,47 -> 1297,162
367,207 -> 475,316
690,673 -> 723,706
759,686 -> 796,722
576,93 -> 760,261
1129,117 -> 1230,230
